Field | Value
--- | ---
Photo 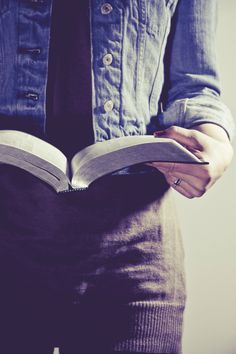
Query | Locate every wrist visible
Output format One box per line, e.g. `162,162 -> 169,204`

191,123 -> 233,166
191,123 -> 230,143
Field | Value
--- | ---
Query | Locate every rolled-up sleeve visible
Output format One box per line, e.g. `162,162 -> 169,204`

159,0 -> 235,140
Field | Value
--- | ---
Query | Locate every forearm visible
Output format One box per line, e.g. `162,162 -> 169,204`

159,0 -> 235,140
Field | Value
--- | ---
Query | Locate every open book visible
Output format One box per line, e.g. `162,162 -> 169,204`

0,130 -> 207,193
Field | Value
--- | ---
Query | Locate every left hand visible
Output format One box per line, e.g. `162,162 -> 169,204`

148,124 -> 234,199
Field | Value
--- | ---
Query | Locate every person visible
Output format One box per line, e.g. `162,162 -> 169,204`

0,1 -> 234,354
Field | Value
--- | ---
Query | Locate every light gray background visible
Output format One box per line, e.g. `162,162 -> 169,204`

177,1 -> 236,354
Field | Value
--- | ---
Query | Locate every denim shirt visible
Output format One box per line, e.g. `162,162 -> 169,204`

0,0 -> 234,142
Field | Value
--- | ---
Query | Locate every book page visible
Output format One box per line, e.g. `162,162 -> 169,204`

0,130 -> 70,192
71,136 -> 206,189
0,130 -> 68,174
0,152 -> 65,193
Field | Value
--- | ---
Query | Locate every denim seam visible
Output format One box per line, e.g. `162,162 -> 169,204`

119,5 -> 124,129
149,14 -> 171,112
181,98 -> 189,127
136,0 -> 146,100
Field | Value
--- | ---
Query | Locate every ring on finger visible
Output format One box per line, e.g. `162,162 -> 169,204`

173,178 -> 182,187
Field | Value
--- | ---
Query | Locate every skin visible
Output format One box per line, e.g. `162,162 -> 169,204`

148,123 -> 234,199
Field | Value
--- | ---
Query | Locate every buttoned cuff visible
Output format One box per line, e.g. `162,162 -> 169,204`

158,95 -> 235,141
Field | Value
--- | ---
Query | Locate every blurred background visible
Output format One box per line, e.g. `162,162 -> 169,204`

178,1 -> 236,353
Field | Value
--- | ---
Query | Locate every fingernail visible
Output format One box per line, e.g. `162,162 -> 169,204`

154,130 -> 165,137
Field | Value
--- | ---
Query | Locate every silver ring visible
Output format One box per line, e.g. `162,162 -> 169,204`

173,178 -> 182,187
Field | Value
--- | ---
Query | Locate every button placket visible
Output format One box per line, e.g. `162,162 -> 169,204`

17,0 -> 53,129
92,2 -> 123,139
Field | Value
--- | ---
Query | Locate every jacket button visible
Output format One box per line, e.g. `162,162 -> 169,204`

104,100 -> 114,112
19,48 -> 41,55
103,53 -> 113,66
24,92 -> 39,101
101,3 -> 113,15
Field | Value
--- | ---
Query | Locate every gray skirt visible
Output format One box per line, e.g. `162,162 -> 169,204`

0,165 -> 186,354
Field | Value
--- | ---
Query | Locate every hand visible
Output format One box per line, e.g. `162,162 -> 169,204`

148,124 -> 234,199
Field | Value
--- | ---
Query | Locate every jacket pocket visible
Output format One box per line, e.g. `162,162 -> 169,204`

130,0 -> 175,34
127,0 -> 174,104
136,1 -> 172,97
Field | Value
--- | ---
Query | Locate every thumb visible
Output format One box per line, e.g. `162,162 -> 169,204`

154,126 -> 205,151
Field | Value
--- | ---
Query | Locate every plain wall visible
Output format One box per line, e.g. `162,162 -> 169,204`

178,1 -> 236,354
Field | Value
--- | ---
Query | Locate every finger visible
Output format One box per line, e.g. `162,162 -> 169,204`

165,175 -> 195,199
154,126 -> 206,152
173,185 -> 195,199
167,174 -> 207,197
153,163 -> 212,195
171,172 -> 208,194
147,162 -> 178,174
149,161 -> 209,179
159,159 -> 211,195
165,174 -> 203,198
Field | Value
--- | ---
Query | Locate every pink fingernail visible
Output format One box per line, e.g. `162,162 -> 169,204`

154,130 -> 165,137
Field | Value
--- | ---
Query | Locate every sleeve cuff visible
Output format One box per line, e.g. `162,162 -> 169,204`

158,96 -> 235,141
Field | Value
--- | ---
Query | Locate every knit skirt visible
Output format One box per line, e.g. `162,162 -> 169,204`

0,165 -> 186,354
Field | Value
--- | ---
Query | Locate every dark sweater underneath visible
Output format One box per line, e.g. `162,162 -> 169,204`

46,0 -> 94,160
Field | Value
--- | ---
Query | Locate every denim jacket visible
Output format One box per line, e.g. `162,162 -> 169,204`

0,0 -> 234,142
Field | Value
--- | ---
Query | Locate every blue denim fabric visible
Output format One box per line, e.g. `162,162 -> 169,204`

0,0 -> 234,141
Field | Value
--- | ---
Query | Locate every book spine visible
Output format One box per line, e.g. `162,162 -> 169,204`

58,186 -> 88,194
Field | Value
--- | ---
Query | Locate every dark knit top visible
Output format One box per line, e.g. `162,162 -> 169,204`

46,0 -> 94,160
